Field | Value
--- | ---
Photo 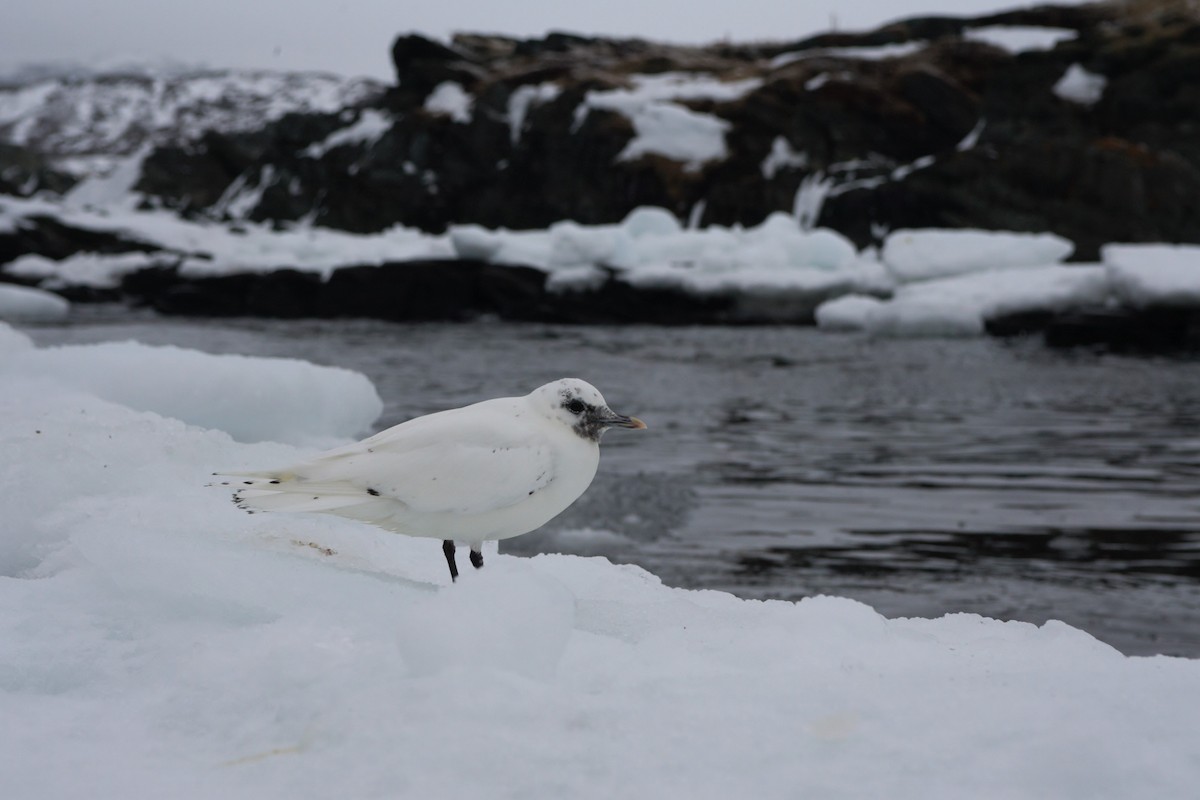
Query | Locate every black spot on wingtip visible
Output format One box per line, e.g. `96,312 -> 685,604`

243,481 -> 254,485
269,480 -> 280,484
367,487 -> 380,496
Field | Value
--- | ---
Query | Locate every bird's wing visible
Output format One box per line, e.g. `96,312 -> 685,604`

233,400 -> 557,517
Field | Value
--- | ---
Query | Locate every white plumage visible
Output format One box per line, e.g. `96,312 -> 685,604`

219,378 -> 645,580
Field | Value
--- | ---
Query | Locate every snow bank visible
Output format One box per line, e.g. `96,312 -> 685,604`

1,325 -> 1198,799
575,73 -> 761,171
0,337 -> 382,445
964,25 -> 1078,53
62,145 -> 149,211
1103,243 -> 1200,308
882,229 -> 1074,283
771,41 -> 927,67
5,251 -> 168,289
0,195 -> 453,285
0,283 -> 69,321
7,192 -> 1198,338
302,109 -> 393,158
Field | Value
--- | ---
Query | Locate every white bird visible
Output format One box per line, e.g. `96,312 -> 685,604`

219,378 -> 645,580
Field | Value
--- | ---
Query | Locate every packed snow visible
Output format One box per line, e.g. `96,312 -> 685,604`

301,109 -> 394,159
771,41 -> 929,68
507,82 -> 562,144
574,73 -> 762,171
760,135 -> 809,179
4,251 -> 178,289
1053,63 -> 1107,106
0,195 -> 453,285
964,25 -> 1078,53
2,323 -> 1197,799
62,146 -> 149,211
423,81 -> 474,124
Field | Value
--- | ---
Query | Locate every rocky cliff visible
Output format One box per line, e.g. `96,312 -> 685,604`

56,1 -> 1193,260
2,2 -> 1199,348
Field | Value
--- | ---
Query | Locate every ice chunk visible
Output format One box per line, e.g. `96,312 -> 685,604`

1,355 -> 1199,799
1103,243 -> 1200,308
817,265 -> 1111,338
882,229 -> 1074,283
0,340 -> 382,445
0,283 -> 69,322
814,294 -> 885,332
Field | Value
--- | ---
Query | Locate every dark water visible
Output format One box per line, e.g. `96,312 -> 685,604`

28,308 -> 1200,657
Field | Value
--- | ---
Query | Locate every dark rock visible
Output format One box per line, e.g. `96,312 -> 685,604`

0,144 -> 78,197
1042,306 -> 1200,351
0,214 -> 162,266
5,2 -> 1200,335
388,34 -> 482,107
115,260 -> 748,324
72,2 -> 1193,260
983,310 -> 1058,337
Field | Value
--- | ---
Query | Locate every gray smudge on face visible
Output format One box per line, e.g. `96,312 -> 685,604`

558,385 -> 606,443
572,409 -> 608,442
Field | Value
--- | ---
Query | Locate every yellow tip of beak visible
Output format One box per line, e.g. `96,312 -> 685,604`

628,416 -> 647,430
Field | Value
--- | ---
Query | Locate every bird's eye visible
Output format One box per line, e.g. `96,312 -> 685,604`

566,399 -> 586,414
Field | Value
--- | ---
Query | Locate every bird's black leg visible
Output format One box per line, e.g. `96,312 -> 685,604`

469,547 -> 484,570
442,539 -> 459,582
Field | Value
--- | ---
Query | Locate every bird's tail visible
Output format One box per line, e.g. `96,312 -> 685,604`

213,470 -> 389,515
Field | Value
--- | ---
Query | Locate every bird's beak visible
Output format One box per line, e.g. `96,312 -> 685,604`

596,408 -> 647,430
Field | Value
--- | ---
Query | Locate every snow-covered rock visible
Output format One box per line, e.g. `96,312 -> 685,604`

0,68 -> 381,175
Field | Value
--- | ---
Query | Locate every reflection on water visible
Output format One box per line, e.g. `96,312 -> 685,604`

30,308 -> 1200,656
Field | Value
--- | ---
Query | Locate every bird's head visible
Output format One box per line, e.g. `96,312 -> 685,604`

532,378 -> 646,442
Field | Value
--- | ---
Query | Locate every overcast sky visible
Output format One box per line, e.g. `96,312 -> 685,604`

4,1 -> 1085,79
